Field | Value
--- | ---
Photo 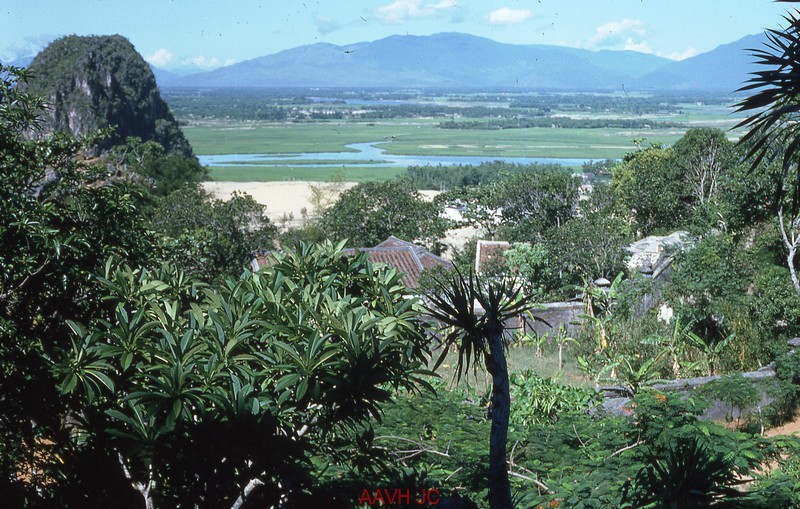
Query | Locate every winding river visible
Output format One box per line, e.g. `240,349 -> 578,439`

198,142 -> 600,169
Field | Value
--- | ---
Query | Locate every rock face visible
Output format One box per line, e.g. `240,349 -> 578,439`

23,35 -> 193,157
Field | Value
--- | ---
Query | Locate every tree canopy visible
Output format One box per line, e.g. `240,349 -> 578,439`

318,179 -> 448,253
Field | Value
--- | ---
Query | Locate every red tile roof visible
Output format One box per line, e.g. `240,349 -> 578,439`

251,237 -> 452,289
348,236 -> 453,289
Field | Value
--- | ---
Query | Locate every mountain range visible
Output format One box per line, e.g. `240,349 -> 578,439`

153,32 -> 768,93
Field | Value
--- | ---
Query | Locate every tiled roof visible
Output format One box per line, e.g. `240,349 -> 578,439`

251,237 -> 453,289
348,236 -> 453,289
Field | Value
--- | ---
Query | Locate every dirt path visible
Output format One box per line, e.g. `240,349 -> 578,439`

766,412 -> 800,437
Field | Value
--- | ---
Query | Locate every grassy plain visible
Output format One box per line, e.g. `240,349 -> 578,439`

207,164 -> 404,182
180,98 -> 745,182
433,344 -> 585,394
184,119 -> 686,158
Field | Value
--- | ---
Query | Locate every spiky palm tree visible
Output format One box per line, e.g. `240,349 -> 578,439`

736,5 -> 800,211
426,268 -> 536,509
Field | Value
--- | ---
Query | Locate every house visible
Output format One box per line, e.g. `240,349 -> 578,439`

475,240 -> 511,274
345,236 -> 454,289
251,237 -> 453,290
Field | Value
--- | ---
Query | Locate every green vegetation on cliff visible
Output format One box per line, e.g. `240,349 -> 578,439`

24,35 -> 193,157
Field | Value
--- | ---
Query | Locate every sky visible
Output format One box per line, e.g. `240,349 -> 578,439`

0,1 -> 794,72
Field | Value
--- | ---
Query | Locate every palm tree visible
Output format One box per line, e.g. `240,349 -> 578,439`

736,6 -> 800,212
426,268 -> 536,509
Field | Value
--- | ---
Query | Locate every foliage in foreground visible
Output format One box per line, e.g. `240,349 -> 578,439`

55,242 -> 433,508
368,386 -> 800,509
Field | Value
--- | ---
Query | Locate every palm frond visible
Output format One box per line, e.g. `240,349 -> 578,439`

424,267 -> 537,381
736,10 -> 800,212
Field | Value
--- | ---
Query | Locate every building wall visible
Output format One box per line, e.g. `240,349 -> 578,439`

523,301 -> 585,338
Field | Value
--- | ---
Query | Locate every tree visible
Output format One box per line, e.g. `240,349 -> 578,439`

611,144 -> 688,235
545,213 -> 632,289
108,137 -> 207,195
732,7 -> 800,295
672,128 -> 736,207
666,233 -> 751,342
426,269 -> 535,509
149,186 -> 277,281
495,170 -> 582,242
444,168 -> 581,243
0,65 -> 160,506
318,179 -> 448,253
57,242 -> 433,508
778,205 -> 800,292
735,6 -> 800,215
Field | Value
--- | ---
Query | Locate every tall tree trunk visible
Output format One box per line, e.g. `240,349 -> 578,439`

778,206 -> 800,293
485,328 -> 514,509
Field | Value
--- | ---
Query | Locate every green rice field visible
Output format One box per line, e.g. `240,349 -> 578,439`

183,101 -> 745,182
207,165 -> 404,182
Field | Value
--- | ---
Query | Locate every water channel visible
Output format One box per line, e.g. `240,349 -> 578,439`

198,142 -> 601,169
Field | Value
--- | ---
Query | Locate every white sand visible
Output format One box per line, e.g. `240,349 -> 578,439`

202,181 -> 356,227
201,181 -> 481,255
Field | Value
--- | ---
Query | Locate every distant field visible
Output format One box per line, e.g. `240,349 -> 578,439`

185,120 -> 685,158
207,164 -> 405,182
181,99 -> 745,181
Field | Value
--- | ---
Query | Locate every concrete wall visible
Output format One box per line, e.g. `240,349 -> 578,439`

599,365 -> 779,421
523,301 -> 585,338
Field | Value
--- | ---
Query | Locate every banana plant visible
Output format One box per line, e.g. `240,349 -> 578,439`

684,331 -> 735,377
641,316 -> 704,379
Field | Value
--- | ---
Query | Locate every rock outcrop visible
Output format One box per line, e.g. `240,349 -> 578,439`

23,35 -> 193,157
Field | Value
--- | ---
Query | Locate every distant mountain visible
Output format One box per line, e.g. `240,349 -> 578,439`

23,35 -> 193,157
635,33 -> 768,92
559,47 -> 670,79
166,32 -> 770,92
149,64 -> 181,86
8,55 -> 35,67
171,32 -> 669,90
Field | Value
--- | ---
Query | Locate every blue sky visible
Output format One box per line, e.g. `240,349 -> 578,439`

1,1 -> 794,71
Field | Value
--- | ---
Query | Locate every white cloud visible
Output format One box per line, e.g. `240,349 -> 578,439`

375,0 -> 459,24
146,49 -> 227,70
186,55 -> 220,68
589,19 -> 645,47
2,34 -> 58,62
623,38 -> 652,54
145,48 -> 174,67
487,7 -> 531,25
666,47 -> 699,61
585,18 -> 699,60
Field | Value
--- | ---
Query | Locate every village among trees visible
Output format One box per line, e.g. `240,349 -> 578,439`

7,9 -> 800,509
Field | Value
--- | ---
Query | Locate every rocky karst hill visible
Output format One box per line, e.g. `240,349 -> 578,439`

23,35 -> 193,157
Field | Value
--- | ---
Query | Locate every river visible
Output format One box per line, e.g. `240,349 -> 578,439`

198,142 -> 601,169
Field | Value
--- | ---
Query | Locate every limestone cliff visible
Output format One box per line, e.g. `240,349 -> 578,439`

23,35 -> 193,157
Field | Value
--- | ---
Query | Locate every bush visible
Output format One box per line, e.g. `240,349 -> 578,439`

509,371 -> 601,427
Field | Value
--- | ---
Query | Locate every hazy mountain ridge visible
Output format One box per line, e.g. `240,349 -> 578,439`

163,32 -> 769,92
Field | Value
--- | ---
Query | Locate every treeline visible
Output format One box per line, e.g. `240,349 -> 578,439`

508,94 -> 686,115
405,160 -> 571,190
439,117 -> 684,130
161,87 -> 733,122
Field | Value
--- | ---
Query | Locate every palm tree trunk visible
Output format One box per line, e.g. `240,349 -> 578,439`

485,329 -> 514,509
